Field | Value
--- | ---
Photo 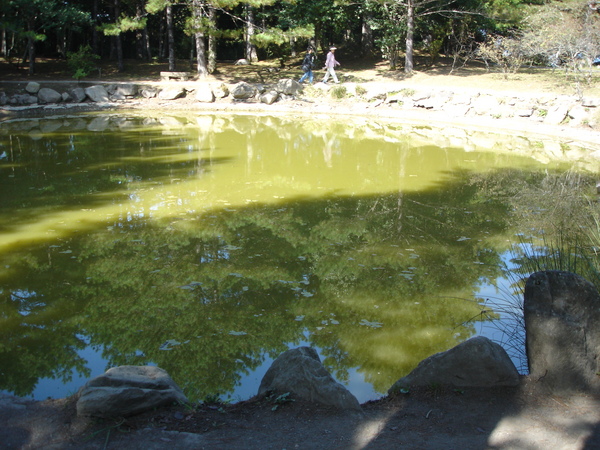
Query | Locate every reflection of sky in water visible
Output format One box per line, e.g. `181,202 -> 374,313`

18,338 -> 383,403
30,346 -> 111,400
472,251 -> 527,373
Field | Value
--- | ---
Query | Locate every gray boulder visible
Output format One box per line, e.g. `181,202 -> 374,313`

158,87 -> 186,100
568,104 -> 590,126
195,84 -> 215,103
259,347 -> 361,411
213,83 -> 229,99
231,82 -> 257,100
110,92 -> 127,101
11,94 -> 37,105
37,88 -> 62,104
524,271 -> 600,394
385,92 -> 407,104
414,96 -> 445,110
275,78 -> 303,96
85,85 -> 110,102
112,83 -> 138,97
516,108 -> 534,117
25,82 -> 41,94
388,336 -> 520,394
582,98 -> 600,107
140,87 -> 158,98
70,87 -> 87,103
76,365 -> 188,418
544,104 -> 569,125
260,91 -> 279,105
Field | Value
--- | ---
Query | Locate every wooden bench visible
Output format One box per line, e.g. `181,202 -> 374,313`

160,71 -> 193,81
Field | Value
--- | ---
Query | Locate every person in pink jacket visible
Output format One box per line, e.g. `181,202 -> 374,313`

322,46 -> 340,84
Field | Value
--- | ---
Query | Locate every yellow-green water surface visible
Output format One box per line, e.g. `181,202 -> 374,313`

0,112 -> 596,402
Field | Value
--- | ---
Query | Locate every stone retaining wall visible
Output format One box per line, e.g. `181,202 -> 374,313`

1,79 -> 600,134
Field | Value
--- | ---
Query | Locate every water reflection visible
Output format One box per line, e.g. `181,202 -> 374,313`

0,112 -> 597,402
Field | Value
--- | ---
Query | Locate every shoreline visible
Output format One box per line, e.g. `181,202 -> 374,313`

2,78 -> 600,154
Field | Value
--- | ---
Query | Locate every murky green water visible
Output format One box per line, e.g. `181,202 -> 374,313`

0,112 -> 597,402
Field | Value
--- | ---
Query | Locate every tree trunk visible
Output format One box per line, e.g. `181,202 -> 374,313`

115,35 -> 124,72
361,12 -> 374,57
245,5 -> 258,62
143,27 -> 152,60
166,2 -> 176,71
135,3 -> 145,59
114,0 -> 124,72
208,6 -> 217,74
404,0 -> 414,73
314,21 -> 322,55
1,27 -> 6,57
389,44 -> 398,69
25,16 -> 36,75
92,0 -> 99,55
158,19 -> 165,59
27,35 -> 35,75
193,0 -> 208,77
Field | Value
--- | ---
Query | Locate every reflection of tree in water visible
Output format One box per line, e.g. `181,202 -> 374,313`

0,246 -> 92,396
1,114 -> 593,401
72,172 -> 509,399
1,170 -> 510,399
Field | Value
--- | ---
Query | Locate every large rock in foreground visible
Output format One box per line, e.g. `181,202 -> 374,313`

524,270 -> 600,394
389,336 -> 520,394
76,365 -> 188,418
258,347 -> 361,411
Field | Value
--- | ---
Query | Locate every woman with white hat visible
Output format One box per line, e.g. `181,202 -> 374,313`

322,46 -> 340,84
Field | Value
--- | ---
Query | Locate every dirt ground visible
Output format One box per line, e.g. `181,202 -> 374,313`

1,378 -> 599,449
2,57 -> 600,449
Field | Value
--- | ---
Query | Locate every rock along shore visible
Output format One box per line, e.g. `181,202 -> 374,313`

1,77 -> 600,152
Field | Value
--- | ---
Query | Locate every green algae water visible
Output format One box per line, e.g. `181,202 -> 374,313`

1,112 -> 598,402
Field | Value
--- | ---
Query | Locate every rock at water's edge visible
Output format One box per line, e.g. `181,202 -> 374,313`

76,365 -> 188,418
259,346 -> 361,411
524,270 -> 600,394
389,336 -> 520,394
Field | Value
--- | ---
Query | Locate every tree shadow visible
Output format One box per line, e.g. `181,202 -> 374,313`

355,383 -> 600,448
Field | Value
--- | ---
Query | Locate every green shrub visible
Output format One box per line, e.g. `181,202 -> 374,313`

330,85 -> 347,99
355,85 -> 367,97
67,45 -> 100,80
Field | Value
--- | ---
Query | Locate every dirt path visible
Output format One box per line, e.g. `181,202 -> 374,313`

2,379 -> 599,449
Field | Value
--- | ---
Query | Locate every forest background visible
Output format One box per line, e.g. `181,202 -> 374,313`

1,0 -> 600,82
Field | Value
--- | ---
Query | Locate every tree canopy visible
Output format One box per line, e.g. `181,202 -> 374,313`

1,0 -> 597,79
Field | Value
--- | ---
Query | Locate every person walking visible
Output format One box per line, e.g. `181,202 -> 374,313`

322,46 -> 340,84
299,47 -> 316,84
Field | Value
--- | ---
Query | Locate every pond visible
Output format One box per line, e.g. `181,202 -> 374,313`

0,111 -> 598,403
